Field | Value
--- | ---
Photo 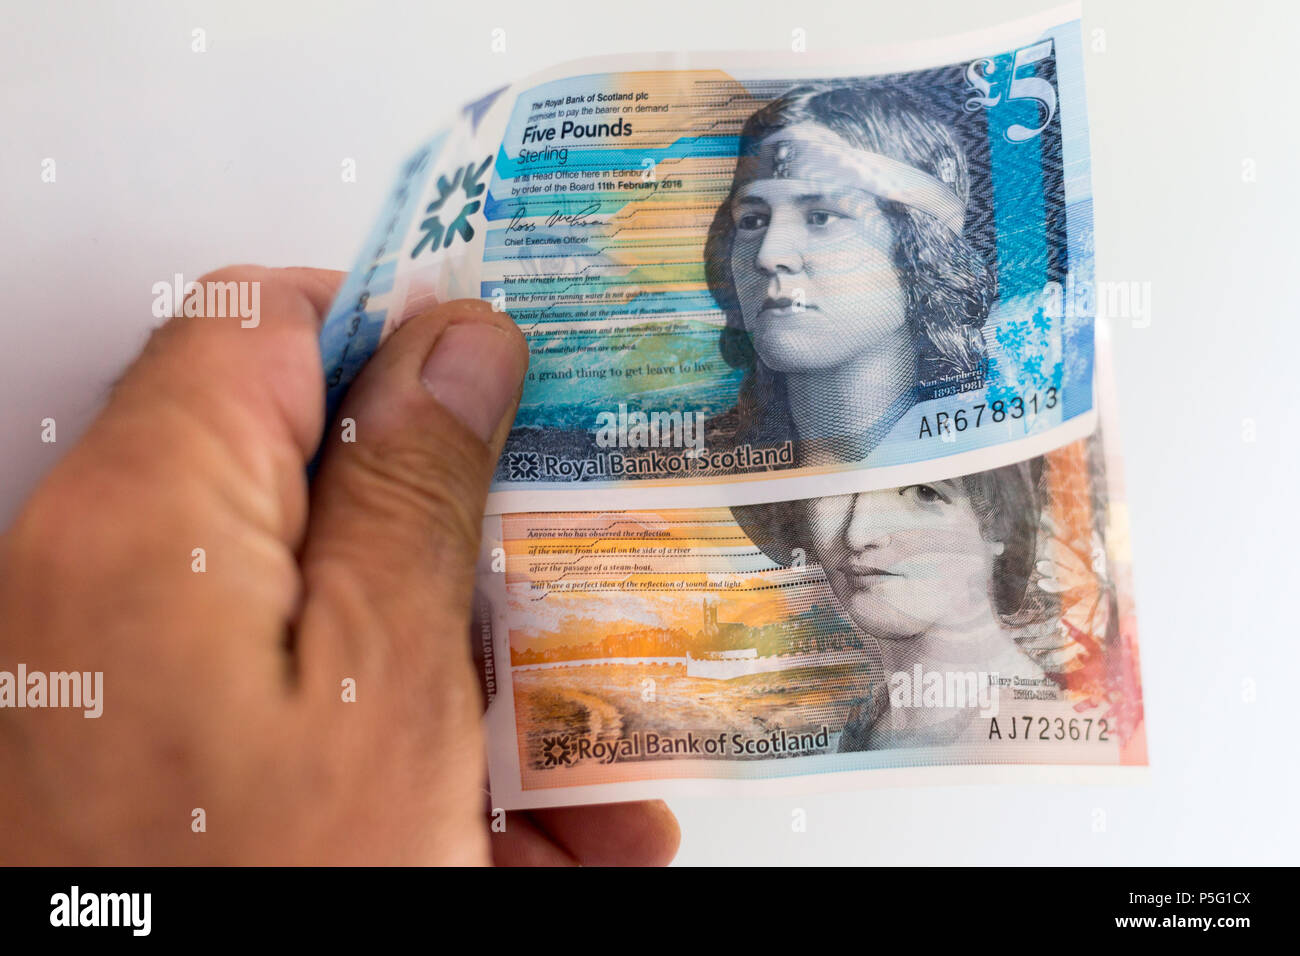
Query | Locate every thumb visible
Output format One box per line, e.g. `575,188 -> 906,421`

296,300 -> 528,697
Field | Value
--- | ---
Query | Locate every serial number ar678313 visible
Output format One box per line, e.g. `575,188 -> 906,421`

917,387 -> 1058,440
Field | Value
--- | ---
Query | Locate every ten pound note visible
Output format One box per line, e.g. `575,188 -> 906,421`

475,326 -> 1142,806
317,3 -> 1146,807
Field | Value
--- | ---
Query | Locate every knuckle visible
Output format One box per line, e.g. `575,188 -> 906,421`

343,430 -> 489,560
194,263 -> 270,287
4,472 -> 101,580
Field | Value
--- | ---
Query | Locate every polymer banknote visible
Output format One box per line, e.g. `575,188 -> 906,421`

318,5 -> 1097,513
474,322 -> 1142,808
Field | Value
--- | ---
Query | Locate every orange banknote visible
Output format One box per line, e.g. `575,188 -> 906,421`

475,332 -> 1142,808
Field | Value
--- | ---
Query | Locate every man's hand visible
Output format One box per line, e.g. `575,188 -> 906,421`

0,265 -> 679,865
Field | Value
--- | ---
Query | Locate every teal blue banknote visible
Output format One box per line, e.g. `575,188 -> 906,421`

319,5 -> 1096,513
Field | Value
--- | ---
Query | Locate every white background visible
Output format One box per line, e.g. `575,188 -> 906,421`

2,0 -> 1296,864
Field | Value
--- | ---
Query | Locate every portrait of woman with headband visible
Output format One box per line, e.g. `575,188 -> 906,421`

731,456 -> 1060,753
707,80 -> 1064,751
704,81 -> 997,463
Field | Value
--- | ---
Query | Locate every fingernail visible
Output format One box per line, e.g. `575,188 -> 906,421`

419,322 -> 524,441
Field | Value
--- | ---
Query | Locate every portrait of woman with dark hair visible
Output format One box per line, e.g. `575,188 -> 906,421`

705,81 -> 996,462
732,455 -> 1056,752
